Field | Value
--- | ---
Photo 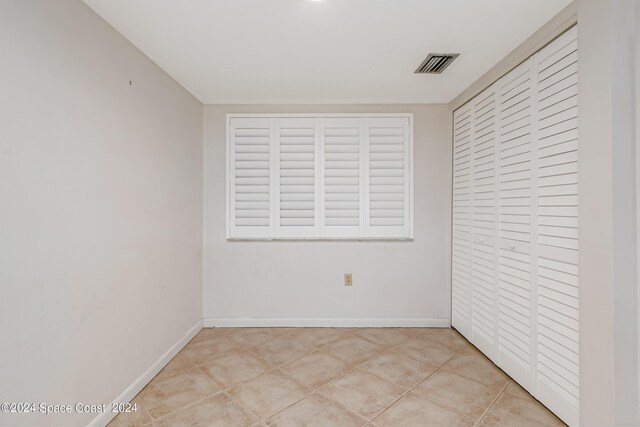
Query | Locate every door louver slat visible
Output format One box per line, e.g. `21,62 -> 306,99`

534,26 -> 580,421
471,85 -> 499,360
452,103 -> 473,339
497,58 -> 534,388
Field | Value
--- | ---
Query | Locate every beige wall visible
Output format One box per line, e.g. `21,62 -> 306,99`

0,1 -> 203,425
203,104 -> 452,326
637,3 -> 640,419
578,0 -> 639,425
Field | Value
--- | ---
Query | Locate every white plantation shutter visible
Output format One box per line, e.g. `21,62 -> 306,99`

275,118 -> 317,238
496,58 -> 535,389
319,118 -> 362,238
228,117 -> 272,239
227,114 -> 413,240
366,117 -> 411,238
451,103 -> 473,338
470,85 -> 499,361
534,25 -> 579,426
451,25 -> 579,427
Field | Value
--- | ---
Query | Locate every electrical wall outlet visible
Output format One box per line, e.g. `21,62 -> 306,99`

344,273 -> 353,287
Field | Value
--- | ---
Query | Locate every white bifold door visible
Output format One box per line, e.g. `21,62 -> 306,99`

451,25 -> 578,426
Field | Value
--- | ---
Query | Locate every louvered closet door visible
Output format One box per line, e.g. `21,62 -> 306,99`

470,85 -> 499,360
319,118 -> 362,238
496,58 -> 535,390
228,117 -> 272,239
274,118 -> 317,238
367,117 -> 411,238
533,26 -> 579,426
451,103 -> 473,339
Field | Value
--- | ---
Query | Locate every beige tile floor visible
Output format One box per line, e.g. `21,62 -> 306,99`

108,327 -> 566,427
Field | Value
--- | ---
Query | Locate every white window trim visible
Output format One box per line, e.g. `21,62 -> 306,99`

226,113 -> 414,241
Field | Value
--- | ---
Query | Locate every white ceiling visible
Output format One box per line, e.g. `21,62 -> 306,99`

84,0 -> 571,104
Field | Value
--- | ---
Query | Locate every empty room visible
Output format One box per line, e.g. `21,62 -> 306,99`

1,0 -> 639,426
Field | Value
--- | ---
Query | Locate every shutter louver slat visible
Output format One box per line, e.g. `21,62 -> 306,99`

320,118 -> 362,235
229,114 -> 412,240
367,117 -> 411,238
276,118 -> 317,237
229,118 -> 272,237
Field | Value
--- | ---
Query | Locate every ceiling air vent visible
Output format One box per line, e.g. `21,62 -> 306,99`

415,53 -> 460,74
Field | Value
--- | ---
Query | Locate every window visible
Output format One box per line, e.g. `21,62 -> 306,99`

226,114 -> 413,240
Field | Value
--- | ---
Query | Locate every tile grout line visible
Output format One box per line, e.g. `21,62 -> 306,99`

127,327 -> 480,426
474,386 -> 507,426
405,338 -> 511,424
138,338 -> 263,424
263,357 -> 368,422
174,331 -> 340,423
222,389 -> 268,425
256,330 -> 417,424
146,365 -> 232,423
147,367 -> 269,425
174,342 -> 269,423
320,330 -> 468,424
123,328 -> 399,425
367,344 -> 468,425
241,328 -> 472,425
366,330 -> 512,424
214,329 -> 365,422
133,396 -> 154,426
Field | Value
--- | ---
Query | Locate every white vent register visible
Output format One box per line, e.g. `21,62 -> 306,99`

227,114 -> 413,240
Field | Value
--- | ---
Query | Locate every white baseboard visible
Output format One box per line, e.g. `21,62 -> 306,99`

90,320 -> 203,427
203,317 -> 450,328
